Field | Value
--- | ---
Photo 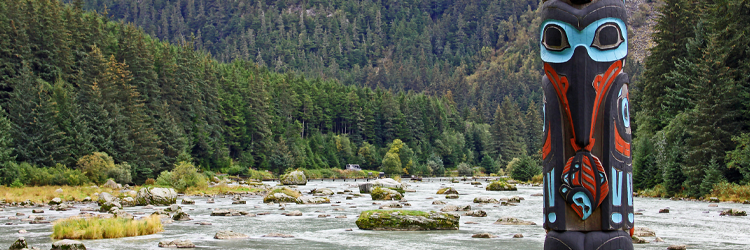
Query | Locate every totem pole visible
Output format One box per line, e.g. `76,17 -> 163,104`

540,0 -> 634,249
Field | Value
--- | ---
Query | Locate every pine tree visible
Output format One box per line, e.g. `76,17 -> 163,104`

6,64 -> 66,166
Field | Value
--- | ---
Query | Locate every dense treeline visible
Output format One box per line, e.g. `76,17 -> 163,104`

76,0 -> 543,122
632,0 -> 750,198
0,0 -> 543,185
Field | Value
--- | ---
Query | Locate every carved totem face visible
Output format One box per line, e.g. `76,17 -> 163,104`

540,0 -> 634,232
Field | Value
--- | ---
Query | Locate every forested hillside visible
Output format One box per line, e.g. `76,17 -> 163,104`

632,0 -> 750,198
0,0 -> 544,185
76,0 -> 542,122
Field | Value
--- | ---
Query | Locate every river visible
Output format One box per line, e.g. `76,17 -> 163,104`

1,178 -> 748,249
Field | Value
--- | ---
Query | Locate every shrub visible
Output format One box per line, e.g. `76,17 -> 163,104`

0,162 -> 90,186
144,178 -> 156,186
457,163 -> 473,176
510,155 -> 541,182
531,174 -> 544,184
77,152 -> 131,184
155,161 -> 207,193
225,164 -> 248,176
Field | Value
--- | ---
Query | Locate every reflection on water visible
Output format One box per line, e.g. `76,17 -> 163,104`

1,178 -> 749,249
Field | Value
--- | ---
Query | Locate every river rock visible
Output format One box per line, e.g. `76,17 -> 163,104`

508,196 -> 523,203
97,192 -> 116,205
445,194 -> 459,199
494,217 -> 536,225
312,188 -> 334,196
18,229 -> 27,233
263,233 -> 295,238
720,208 -> 747,216
49,198 -> 62,206
432,200 -> 446,205
99,201 -> 122,212
181,198 -> 195,205
440,205 -> 471,212
355,210 -> 460,230
210,209 -> 231,216
280,170 -> 307,185
531,193 -> 543,197
667,245 -> 687,250
9,237 -> 27,250
214,230 -> 248,239
513,234 -> 524,238
285,210 -> 302,216
264,193 -> 297,203
51,240 -> 86,250
103,179 -> 119,189
158,239 -> 195,248
379,202 -> 402,209
464,210 -> 487,217
82,196 -> 91,202
473,196 -> 499,203
371,187 -> 402,200
232,200 -> 246,204
55,188 -> 64,193
708,204 -> 718,207
709,197 -> 720,203
659,208 -> 670,213
136,187 -> 177,206
486,181 -> 517,191
172,209 -> 192,221
437,187 -> 458,195
743,200 -> 750,205
32,209 -> 44,214
121,197 -> 135,207
165,204 -> 181,212
296,196 -> 331,204
470,181 -> 482,185
472,233 -> 497,238
633,227 -> 656,237
359,178 -> 405,193
206,198 -> 215,204
631,235 -> 649,244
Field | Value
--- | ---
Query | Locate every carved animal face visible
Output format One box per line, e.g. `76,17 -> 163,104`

540,0 -> 628,221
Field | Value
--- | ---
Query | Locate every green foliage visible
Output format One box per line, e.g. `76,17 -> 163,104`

510,155 -> 540,182
427,154 -> 445,177
76,152 -> 131,184
156,162 -> 207,193
0,162 -> 89,186
727,133 -> 750,184
457,163 -> 473,176
700,159 -> 726,197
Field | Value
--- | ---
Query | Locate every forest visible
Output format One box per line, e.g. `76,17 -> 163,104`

0,0 -> 542,187
2,0 -> 749,200
632,0 -> 750,198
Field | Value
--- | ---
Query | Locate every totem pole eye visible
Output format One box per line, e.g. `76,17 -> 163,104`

621,98 -> 630,128
542,25 -> 570,51
592,23 -> 624,50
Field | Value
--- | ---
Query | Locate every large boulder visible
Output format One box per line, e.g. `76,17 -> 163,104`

280,170 -> 307,185
486,181 -> 517,191
494,217 -> 536,225
720,208 -> 747,216
51,240 -> 86,250
359,178 -> 405,193
437,187 -> 458,195
296,196 -> 331,204
136,187 -> 177,206
9,237 -> 27,250
473,196 -> 499,203
121,197 -> 136,207
172,209 -> 192,221
633,227 -> 656,237
263,187 -> 302,203
97,192 -> 117,205
103,179 -> 119,189
371,187 -> 403,200
158,239 -> 195,248
49,198 -> 62,206
214,230 -> 248,239
356,210 -> 459,230
99,201 -> 122,213
311,188 -> 334,196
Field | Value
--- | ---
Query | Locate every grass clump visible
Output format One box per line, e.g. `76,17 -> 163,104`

708,182 -> 750,202
185,183 -> 264,196
52,215 -> 163,239
486,180 -> 517,191
0,185 -> 124,204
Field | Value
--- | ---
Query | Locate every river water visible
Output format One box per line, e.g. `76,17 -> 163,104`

1,178 -> 749,249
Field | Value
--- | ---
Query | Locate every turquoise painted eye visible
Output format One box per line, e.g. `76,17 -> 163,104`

622,98 -> 630,128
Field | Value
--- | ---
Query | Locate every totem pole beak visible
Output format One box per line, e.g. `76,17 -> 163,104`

571,191 -> 593,220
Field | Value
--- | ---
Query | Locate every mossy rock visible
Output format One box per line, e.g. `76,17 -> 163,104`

371,187 -> 403,200
356,210 -> 459,231
263,187 -> 302,203
486,181 -> 517,191
436,187 -> 458,195
296,196 -> 331,204
280,170 -> 307,185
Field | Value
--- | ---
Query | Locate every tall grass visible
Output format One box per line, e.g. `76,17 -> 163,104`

52,215 -> 163,239
710,182 -> 750,202
0,186 -> 128,203
299,168 -> 379,179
